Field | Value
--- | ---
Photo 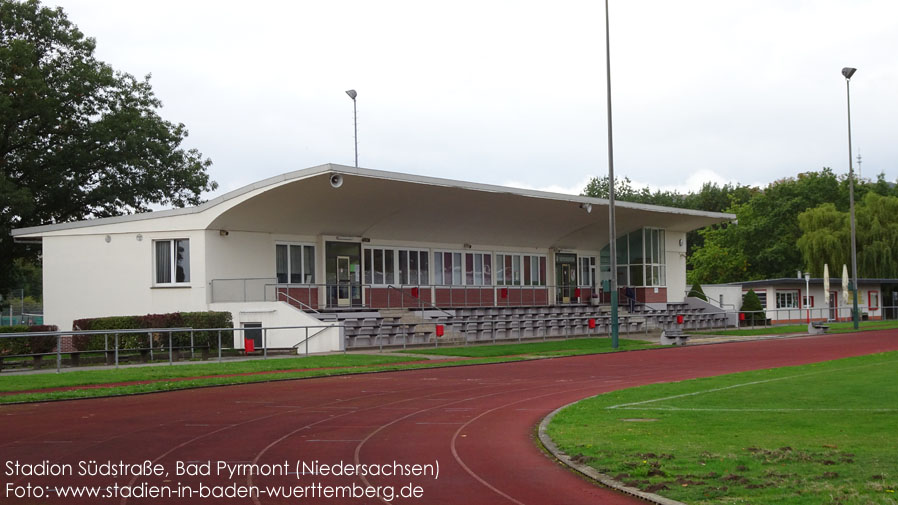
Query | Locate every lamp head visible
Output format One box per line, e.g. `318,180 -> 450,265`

841,67 -> 856,80
345,89 -> 357,100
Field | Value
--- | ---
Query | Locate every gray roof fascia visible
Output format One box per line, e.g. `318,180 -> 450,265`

12,162 -> 736,237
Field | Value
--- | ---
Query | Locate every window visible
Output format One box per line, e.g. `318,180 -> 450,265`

496,253 -> 545,286
276,244 -> 315,284
776,290 -> 799,309
364,247 -> 423,286
599,228 -> 666,287
869,291 -> 879,310
155,239 -> 190,284
434,251 -> 491,286
579,257 -> 596,287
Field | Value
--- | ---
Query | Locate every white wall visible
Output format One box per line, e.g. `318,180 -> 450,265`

701,285 -> 743,311
43,230 -> 208,331
665,231 -> 687,302
209,301 -> 341,353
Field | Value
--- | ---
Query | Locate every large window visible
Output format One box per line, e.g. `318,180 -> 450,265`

276,244 -> 315,284
496,253 -> 545,286
775,290 -> 799,309
579,256 -> 596,287
433,251 -> 492,286
155,239 -> 190,284
599,228 -> 666,287
364,247 -> 429,286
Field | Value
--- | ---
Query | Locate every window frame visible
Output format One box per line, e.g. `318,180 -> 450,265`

154,238 -> 191,286
275,242 -> 316,284
775,289 -> 800,309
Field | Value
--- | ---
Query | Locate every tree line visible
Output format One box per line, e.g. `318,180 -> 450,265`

582,169 -> 898,284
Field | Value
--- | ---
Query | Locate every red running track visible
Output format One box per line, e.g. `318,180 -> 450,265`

1,332 -> 896,505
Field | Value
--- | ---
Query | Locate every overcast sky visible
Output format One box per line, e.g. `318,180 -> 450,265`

53,0 -> 898,198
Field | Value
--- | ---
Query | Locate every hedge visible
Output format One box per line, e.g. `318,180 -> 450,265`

72,312 -> 233,351
0,325 -> 60,356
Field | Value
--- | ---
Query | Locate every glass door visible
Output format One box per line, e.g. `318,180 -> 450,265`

337,256 -> 351,307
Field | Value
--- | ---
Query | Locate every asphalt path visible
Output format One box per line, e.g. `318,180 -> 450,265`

1,331 -> 895,505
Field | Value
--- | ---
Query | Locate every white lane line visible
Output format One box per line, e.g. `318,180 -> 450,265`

606,359 -> 896,410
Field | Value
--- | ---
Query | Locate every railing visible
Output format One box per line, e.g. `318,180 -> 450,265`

385,285 -> 453,317
683,290 -> 737,311
211,278 -> 606,309
0,323 -> 338,373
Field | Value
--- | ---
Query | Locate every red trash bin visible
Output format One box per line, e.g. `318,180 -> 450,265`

676,314 -> 684,325
244,338 -> 255,354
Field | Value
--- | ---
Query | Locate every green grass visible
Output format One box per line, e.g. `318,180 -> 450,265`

0,354 -> 416,393
400,338 -> 656,357
697,319 -> 898,337
0,337 -> 652,404
547,351 -> 898,505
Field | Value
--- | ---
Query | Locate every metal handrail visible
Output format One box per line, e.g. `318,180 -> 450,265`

385,285 -> 454,317
274,288 -> 319,313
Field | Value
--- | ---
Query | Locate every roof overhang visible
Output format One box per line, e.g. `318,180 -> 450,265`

12,164 -> 736,249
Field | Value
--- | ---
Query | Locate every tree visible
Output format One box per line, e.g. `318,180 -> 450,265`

798,193 -> 898,278
796,203 -> 849,277
687,225 -> 749,284
0,0 -> 217,295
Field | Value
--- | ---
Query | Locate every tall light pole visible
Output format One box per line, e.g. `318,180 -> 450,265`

345,89 -> 358,167
804,272 -> 811,324
604,0 -> 619,349
842,67 -> 859,330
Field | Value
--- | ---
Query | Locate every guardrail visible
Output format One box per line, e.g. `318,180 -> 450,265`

0,323 -> 338,374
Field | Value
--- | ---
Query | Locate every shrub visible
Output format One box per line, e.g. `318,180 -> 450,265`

741,289 -> 765,325
687,282 -> 708,301
72,312 -> 233,350
0,325 -> 60,355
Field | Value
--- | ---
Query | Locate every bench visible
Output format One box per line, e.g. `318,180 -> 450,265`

660,328 -> 690,346
808,322 -> 830,335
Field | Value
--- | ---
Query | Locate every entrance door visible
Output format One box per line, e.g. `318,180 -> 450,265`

561,264 -> 572,303
337,256 -> 351,307
829,291 -> 837,321
243,322 -> 262,348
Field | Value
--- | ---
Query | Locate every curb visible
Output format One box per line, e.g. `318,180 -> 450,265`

537,402 -> 687,505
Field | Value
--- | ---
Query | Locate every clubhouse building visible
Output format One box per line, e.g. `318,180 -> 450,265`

12,164 -> 735,351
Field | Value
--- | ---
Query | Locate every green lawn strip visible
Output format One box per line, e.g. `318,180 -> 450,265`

0,354 -> 417,393
696,320 -> 898,337
547,351 -> 898,505
0,356 -> 530,404
398,338 -> 657,357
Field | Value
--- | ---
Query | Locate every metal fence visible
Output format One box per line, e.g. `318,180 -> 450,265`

210,278 -> 603,309
0,324 -> 335,374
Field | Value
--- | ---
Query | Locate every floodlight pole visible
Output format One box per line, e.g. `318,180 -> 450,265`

804,272 -> 810,324
604,0 -> 619,348
843,68 -> 859,330
346,89 -> 358,167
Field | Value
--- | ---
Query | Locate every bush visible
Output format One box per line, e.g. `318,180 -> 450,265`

0,325 -> 60,355
72,312 -> 233,350
741,289 -> 765,325
687,282 -> 708,301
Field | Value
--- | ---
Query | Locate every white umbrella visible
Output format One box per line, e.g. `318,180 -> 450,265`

842,264 -> 850,306
823,264 -> 830,320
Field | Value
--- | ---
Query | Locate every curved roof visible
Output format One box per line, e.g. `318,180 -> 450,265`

13,163 -> 735,249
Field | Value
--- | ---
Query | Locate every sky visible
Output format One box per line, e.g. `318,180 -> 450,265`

52,0 -> 898,198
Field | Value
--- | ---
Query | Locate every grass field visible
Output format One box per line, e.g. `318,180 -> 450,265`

401,337 -> 656,358
697,319 -> 898,337
0,337 -> 651,404
548,351 -> 898,505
